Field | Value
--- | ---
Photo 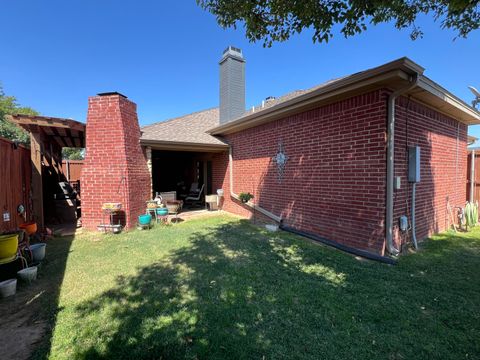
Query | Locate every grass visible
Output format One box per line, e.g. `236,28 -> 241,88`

32,214 -> 480,359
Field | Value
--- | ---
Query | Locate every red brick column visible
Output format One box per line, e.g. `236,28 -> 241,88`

80,93 -> 151,230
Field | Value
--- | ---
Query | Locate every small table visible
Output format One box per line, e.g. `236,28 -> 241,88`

147,208 -> 170,224
166,200 -> 183,222
156,214 -> 169,224
101,208 -> 122,233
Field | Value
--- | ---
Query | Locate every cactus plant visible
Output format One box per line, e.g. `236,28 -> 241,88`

465,201 -> 479,229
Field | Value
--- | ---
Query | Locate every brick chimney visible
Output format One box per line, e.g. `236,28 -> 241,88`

81,92 -> 151,230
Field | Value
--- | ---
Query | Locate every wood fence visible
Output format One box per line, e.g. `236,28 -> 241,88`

467,151 -> 480,202
61,160 -> 83,182
0,137 -> 32,232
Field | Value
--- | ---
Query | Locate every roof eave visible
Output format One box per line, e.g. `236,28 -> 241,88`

208,57 -> 422,135
208,57 -> 480,135
140,139 -> 228,152
414,76 -> 480,125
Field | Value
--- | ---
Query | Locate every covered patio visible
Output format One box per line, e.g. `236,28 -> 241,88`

141,107 -> 229,210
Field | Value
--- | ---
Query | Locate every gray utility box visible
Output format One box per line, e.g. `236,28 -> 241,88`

408,146 -> 421,183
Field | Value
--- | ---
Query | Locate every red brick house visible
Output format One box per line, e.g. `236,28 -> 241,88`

81,47 -> 480,256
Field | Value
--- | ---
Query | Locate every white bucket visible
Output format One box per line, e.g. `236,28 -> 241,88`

0,279 -> 17,298
17,266 -> 38,283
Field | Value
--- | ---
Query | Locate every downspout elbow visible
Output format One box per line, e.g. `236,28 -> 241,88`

386,74 -> 419,256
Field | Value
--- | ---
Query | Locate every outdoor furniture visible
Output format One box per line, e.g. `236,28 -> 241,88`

205,194 -> 219,211
185,184 -> 205,207
180,183 -> 200,199
155,207 -> 169,224
159,191 -> 176,203
98,203 -> 122,233
166,200 -> 183,222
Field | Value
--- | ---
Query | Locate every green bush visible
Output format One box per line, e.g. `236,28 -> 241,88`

238,192 -> 254,203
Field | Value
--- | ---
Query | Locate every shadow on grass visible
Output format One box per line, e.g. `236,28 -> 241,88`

0,235 -> 74,360
68,221 -> 480,360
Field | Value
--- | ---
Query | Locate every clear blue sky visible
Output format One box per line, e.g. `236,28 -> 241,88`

1,0 -> 479,138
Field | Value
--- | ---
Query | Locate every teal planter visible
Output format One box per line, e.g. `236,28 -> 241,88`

156,208 -> 168,216
138,214 -> 152,225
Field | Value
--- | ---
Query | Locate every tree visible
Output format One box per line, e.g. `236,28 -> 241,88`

62,147 -> 85,160
0,84 -> 38,144
197,0 -> 480,46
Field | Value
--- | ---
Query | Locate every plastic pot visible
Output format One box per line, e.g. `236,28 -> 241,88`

29,243 -> 46,263
0,279 -> 17,298
19,222 -> 37,235
0,234 -> 18,264
17,266 -> 38,283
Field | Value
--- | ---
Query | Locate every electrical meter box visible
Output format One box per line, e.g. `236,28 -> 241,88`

408,146 -> 421,183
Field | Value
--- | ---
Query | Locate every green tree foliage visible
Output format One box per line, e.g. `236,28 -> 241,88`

62,147 -> 85,160
197,0 -> 480,46
0,84 -> 38,144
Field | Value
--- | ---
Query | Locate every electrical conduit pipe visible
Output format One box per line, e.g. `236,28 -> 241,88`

229,146 -> 282,223
386,74 -> 419,255
411,183 -> 418,249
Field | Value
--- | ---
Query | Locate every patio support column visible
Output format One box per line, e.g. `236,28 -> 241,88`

30,131 -> 44,229
146,146 -> 153,196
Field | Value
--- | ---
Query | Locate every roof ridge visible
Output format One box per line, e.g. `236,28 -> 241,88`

141,107 -> 218,129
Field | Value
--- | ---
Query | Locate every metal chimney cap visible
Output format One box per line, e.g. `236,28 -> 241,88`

97,92 -> 127,98
220,46 -> 245,64
223,46 -> 242,55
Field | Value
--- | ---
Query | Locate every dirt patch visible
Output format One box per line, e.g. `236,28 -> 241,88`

0,278 -> 52,360
0,236 -> 73,360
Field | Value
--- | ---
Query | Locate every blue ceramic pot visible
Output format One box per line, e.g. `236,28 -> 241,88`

156,208 -> 168,216
138,214 -> 152,225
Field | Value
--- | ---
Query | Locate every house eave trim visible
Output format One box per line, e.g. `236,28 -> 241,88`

140,139 -> 228,152
416,76 -> 480,125
208,58 -> 422,135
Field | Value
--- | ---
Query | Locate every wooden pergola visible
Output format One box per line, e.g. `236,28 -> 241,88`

6,114 -> 85,229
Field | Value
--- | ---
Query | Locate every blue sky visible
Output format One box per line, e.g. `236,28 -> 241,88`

1,0 -> 479,138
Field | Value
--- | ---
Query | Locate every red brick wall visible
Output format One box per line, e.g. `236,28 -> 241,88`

214,90 -> 388,253
213,89 -> 468,254
81,94 -> 151,230
392,97 -> 467,248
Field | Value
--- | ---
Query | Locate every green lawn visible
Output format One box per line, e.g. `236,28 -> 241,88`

35,215 -> 479,359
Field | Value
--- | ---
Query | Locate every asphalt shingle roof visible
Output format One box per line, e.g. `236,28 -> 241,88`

140,107 -> 226,146
140,77 -> 346,145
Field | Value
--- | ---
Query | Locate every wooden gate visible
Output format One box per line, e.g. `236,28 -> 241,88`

0,137 -> 32,232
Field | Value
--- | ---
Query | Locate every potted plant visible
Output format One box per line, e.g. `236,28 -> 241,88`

238,192 -> 254,203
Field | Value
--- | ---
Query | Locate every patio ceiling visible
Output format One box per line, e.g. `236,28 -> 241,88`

7,114 -> 85,148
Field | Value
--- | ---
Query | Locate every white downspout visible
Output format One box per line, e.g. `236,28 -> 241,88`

386,74 -> 419,256
229,146 -> 282,223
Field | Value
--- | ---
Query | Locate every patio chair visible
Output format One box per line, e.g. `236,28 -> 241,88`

179,182 -> 200,200
184,184 -> 204,207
